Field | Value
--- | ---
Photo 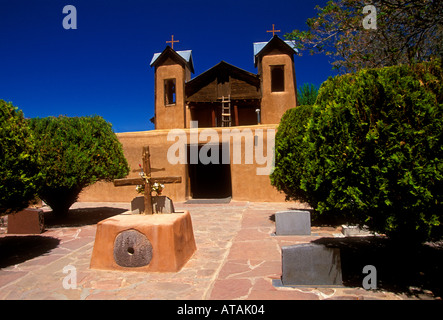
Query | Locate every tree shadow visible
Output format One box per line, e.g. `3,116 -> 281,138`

0,236 -> 60,268
312,237 -> 443,298
44,206 -> 128,228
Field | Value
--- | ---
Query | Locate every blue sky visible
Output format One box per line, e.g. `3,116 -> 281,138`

0,0 -> 335,133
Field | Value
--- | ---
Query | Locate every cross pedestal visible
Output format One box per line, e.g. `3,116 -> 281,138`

91,146 -> 195,273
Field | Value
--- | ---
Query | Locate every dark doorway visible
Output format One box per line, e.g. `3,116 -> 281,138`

187,144 -> 232,199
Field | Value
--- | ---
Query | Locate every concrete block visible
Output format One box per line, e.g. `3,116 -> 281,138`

281,243 -> 342,286
275,210 -> 311,235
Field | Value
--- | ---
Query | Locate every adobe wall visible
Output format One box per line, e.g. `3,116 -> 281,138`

78,125 -> 286,203
260,54 -> 297,124
154,62 -> 188,129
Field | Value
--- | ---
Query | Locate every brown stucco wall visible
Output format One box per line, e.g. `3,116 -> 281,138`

78,125 -> 286,203
155,62 -> 188,129
260,54 -> 297,124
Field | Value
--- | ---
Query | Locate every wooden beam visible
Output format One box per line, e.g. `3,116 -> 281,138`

234,105 -> 239,126
113,176 -> 182,187
152,177 -> 182,184
211,107 -> 216,127
114,178 -> 144,187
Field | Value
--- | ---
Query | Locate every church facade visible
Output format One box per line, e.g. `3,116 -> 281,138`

79,35 -> 298,203
150,35 -> 297,129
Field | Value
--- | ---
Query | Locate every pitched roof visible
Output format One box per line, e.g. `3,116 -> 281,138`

253,35 -> 298,67
187,60 -> 259,87
150,46 -> 194,73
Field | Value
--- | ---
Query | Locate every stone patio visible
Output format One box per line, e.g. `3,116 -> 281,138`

0,201 -> 440,300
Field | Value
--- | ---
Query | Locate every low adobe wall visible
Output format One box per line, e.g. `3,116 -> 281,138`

78,125 -> 286,203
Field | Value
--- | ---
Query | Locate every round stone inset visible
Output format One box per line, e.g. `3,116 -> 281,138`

113,229 -> 153,267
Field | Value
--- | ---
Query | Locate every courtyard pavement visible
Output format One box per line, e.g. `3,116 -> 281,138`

0,201 -> 439,300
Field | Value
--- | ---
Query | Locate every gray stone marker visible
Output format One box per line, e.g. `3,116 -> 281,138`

341,224 -> 371,237
275,210 -> 311,235
281,243 -> 343,286
131,196 -> 144,214
131,195 -> 175,214
152,195 -> 175,214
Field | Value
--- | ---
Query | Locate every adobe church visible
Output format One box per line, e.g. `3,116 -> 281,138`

79,34 -> 298,203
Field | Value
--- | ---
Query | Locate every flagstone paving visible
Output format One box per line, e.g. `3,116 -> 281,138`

0,201 -> 439,300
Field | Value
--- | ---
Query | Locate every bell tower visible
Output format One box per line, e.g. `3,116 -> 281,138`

254,35 -> 298,124
150,39 -> 194,129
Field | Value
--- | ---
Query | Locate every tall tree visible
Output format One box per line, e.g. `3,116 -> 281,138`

297,83 -> 319,105
286,0 -> 443,73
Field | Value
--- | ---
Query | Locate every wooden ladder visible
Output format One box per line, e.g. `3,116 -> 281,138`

221,95 -> 231,127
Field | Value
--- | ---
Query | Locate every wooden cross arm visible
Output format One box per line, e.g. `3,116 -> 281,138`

113,176 -> 182,187
151,176 -> 182,184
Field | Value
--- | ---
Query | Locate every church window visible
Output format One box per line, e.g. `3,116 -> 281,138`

271,65 -> 285,92
164,79 -> 176,105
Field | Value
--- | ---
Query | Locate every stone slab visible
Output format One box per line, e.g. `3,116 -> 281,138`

90,211 -> 196,272
275,210 -> 311,235
130,196 -> 144,213
341,225 -> 372,237
152,196 -> 174,214
281,243 -> 343,286
7,208 -> 44,234
130,195 -> 174,214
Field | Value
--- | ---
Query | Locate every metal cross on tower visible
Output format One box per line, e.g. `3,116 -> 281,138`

166,35 -> 180,49
266,24 -> 281,36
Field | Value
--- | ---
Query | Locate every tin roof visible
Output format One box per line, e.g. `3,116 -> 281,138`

253,36 -> 298,66
150,48 -> 194,73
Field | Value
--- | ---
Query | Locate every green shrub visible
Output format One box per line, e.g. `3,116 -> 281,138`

272,60 -> 443,243
29,116 -> 130,216
0,100 -> 39,215
271,105 -> 315,203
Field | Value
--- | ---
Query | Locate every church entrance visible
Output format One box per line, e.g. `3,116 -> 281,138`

187,143 -> 232,199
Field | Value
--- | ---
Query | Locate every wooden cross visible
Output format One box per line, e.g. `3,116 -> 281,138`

113,146 -> 181,215
266,24 -> 281,36
166,35 -> 180,49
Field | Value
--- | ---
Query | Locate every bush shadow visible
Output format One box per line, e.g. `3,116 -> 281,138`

312,236 -> 443,298
0,236 -> 60,268
44,206 -> 128,228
